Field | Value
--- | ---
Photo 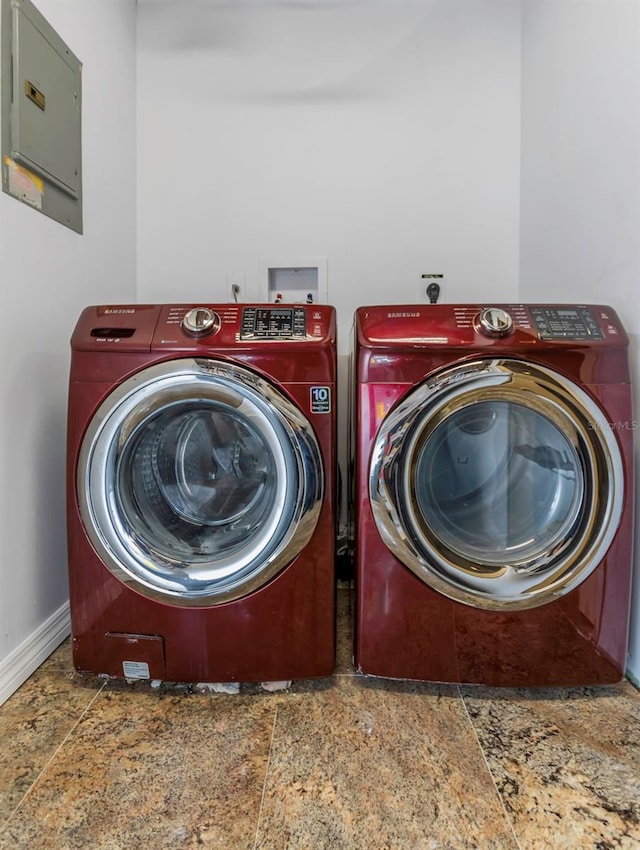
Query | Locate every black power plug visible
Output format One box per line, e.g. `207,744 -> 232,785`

421,274 -> 444,304
426,282 -> 440,303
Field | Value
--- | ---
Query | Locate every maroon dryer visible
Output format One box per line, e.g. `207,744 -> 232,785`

354,304 -> 634,686
67,303 -> 336,683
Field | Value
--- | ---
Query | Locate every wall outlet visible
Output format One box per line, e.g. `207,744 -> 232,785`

227,273 -> 245,302
418,274 -> 446,303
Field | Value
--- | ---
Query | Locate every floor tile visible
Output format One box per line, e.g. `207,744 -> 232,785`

0,686 -> 278,849
4,590 -> 639,849
461,681 -> 640,850
0,669 -> 103,824
38,637 -> 74,672
255,675 -> 518,850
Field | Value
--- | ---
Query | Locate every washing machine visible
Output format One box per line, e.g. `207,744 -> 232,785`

354,304 -> 634,686
67,303 -> 336,683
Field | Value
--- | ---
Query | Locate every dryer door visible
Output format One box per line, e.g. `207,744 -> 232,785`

370,358 -> 624,611
77,358 -> 323,606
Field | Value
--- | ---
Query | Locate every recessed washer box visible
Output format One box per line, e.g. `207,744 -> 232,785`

1,0 -> 82,232
259,257 -> 328,304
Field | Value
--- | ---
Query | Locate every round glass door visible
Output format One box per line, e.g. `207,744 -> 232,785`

78,359 -> 323,606
370,359 -> 624,610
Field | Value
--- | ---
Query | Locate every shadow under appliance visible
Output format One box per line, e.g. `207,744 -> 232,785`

354,304 -> 633,686
67,303 -> 336,683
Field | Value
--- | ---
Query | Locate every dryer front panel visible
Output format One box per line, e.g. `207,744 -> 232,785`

77,358 -> 323,606
369,358 -> 624,611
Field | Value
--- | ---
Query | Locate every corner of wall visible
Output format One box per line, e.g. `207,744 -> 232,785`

0,602 -> 70,708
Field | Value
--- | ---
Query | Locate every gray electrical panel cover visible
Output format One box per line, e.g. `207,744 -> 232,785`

1,0 -> 82,233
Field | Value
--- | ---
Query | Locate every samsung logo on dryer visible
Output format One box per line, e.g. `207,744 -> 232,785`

387,311 -> 421,319
104,308 -> 135,314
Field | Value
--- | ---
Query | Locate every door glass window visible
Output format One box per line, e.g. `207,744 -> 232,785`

115,401 -> 284,562
412,401 -> 584,565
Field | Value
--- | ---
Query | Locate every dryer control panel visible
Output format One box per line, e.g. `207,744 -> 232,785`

529,307 -> 604,340
356,304 -> 627,349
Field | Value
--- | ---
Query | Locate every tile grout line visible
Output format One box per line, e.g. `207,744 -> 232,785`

252,703 -> 279,850
0,679 -> 108,835
456,683 -> 524,850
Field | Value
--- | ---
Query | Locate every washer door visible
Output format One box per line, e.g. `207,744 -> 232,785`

370,358 -> 624,610
78,358 -> 323,606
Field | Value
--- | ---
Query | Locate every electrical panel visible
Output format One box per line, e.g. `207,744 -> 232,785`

1,0 -> 82,233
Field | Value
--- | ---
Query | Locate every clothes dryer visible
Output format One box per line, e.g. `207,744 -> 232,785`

354,304 -> 633,686
67,303 -> 336,683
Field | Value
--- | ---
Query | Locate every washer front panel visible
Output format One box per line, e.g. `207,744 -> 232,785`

369,358 -> 624,610
77,359 -> 323,606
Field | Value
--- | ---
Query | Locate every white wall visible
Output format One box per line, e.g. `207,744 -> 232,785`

519,0 -> 640,679
136,0 -> 522,537
0,0 -> 137,704
136,0 -> 522,350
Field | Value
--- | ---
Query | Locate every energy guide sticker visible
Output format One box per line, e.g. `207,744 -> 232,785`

311,386 -> 331,414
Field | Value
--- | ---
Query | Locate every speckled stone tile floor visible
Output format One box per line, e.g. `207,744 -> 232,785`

0,587 -> 638,849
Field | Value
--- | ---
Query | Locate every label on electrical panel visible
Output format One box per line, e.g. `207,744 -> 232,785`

4,156 -> 43,209
310,386 -> 331,414
122,661 -> 150,679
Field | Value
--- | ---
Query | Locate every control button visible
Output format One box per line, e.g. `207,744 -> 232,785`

475,307 -> 514,338
182,308 -> 221,337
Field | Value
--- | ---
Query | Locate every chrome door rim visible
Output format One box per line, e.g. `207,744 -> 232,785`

77,358 -> 323,606
369,358 -> 624,610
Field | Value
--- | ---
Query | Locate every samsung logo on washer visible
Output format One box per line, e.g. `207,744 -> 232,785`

387,311 -> 421,319
104,308 -> 135,314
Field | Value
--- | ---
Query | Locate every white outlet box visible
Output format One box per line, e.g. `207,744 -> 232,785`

418,274 -> 446,303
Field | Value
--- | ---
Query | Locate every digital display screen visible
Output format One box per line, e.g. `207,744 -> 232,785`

240,307 -> 307,340
255,308 -> 293,334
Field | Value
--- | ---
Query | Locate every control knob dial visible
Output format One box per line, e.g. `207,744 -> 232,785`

182,307 -> 221,337
475,307 -> 514,338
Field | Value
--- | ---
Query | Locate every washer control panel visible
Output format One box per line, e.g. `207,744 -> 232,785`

529,307 -> 605,340
71,303 -> 336,354
240,307 -> 307,340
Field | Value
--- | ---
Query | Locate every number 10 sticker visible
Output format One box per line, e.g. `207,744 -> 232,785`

310,386 -> 331,414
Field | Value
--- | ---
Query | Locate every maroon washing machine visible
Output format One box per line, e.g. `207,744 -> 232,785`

354,304 -> 634,686
67,303 -> 336,684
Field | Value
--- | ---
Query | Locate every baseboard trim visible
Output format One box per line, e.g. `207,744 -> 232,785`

626,666 -> 640,691
0,602 -> 71,707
